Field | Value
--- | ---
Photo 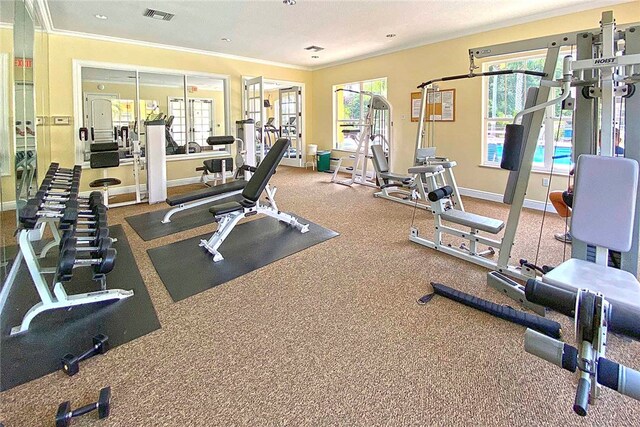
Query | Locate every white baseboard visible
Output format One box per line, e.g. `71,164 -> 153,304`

458,187 -> 557,214
2,177 -> 557,214
0,175 -> 204,211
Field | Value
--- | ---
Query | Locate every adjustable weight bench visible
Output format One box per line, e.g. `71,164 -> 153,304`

200,138 -> 309,262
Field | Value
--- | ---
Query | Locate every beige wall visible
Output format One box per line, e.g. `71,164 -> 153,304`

311,2 -> 640,202
39,33 -> 313,197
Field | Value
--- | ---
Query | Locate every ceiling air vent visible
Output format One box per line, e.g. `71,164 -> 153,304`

143,8 -> 175,21
304,45 -> 324,52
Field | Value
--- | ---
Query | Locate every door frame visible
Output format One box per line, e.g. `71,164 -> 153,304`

83,92 -> 118,144
242,76 -> 306,167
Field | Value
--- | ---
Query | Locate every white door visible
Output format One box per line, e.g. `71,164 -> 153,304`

85,93 -> 117,143
279,86 -> 302,167
243,76 -> 265,164
191,99 -> 214,145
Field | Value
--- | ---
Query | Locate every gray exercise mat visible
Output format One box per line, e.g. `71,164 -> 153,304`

148,215 -> 339,302
0,225 -> 161,391
125,193 -> 244,241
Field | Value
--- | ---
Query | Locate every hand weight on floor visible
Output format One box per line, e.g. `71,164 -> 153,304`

55,386 -> 111,427
61,334 -> 109,376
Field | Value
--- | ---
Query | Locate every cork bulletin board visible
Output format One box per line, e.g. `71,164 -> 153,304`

411,89 -> 456,122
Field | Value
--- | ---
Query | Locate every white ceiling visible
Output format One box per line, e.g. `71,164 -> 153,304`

4,0 -> 635,69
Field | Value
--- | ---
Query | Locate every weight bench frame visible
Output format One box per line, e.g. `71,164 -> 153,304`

162,187 -> 246,224
200,201 -> 309,262
199,138 -> 309,262
0,222 -> 133,335
162,165 -> 264,224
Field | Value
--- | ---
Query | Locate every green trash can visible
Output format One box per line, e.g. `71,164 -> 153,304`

317,150 -> 331,172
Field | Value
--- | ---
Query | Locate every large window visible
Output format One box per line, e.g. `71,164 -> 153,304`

483,51 -> 573,172
333,78 -> 387,150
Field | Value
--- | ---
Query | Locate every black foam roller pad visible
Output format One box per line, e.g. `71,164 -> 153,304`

431,282 -> 562,338
500,124 -> 525,171
206,136 -> 235,145
609,303 -> 640,341
90,142 -> 119,152
524,279 -> 576,317
428,186 -> 453,202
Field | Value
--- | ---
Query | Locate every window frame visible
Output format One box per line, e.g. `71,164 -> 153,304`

332,77 -> 388,152
72,60 -> 231,166
481,50 -> 573,174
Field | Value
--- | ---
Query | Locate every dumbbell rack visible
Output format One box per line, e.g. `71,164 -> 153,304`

0,163 -> 133,335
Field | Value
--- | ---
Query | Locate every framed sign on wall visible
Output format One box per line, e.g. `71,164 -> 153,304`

411,89 -> 455,122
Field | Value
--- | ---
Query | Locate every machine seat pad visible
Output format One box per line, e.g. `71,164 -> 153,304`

543,258 -> 640,310
428,160 -> 457,168
89,178 -> 121,188
166,180 -> 247,206
441,209 -> 504,234
209,199 -> 256,216
408,165 -> 444,174
380,172 -> 413,185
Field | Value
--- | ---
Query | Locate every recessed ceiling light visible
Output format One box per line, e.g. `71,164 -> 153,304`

283,0 -> 297,5
386,33 -> 396,38
95,14 -> 108,20
221,38 -> 231,42
311,55 -> 319,59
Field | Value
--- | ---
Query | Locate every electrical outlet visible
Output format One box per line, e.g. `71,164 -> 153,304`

542,178 -> 550,187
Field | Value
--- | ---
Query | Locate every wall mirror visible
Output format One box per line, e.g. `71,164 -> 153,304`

78,65 -> 230,162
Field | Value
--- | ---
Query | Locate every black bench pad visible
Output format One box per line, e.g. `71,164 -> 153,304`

209,201 -> 243,216
209,199 -> 256,216
166,180 -> 247,206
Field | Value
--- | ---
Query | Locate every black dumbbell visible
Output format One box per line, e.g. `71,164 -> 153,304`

32,194 -> 103,216
60,225 -> 110,246
60,236 -> 113,258
57,246 -> 117,278
44,169 -> 82,182
58,205 -> 108,231
40,174 -> 80,188
44,169 -> 81,183
56,387 -> 111,427
35,191 -> 103,213
61,334 -> 109,376
19,199 -> 79,229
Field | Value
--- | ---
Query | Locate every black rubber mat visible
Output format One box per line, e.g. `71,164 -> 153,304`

0,225 -> 161,391
125,194 -> 244,241
148,215 -> 339,302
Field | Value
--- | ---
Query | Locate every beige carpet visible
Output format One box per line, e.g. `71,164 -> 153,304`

1,166 -> 638,426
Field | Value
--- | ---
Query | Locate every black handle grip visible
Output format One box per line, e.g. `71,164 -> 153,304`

573,377 -> 590,416
597,357 -> 620,392
525,280 -> 576,317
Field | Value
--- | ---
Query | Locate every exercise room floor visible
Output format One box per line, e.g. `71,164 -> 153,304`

1,166 -> 639,425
